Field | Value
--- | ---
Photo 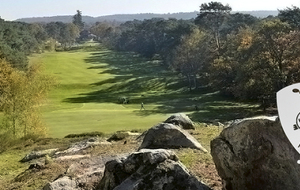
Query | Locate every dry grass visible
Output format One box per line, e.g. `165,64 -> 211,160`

175,124 -> 223,189
0,125 -> 223,190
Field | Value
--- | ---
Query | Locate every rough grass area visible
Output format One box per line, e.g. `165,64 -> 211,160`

64,131 -> 105,138
0,125 -> 222,190
175,124 -> 223,189
0,138 -> 77,190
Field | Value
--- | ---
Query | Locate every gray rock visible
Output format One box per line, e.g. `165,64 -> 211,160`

164,113 -> 195,129
139,123 -> 207,152
217,122 -> 224,128
97,149 -> 211,190
211,116 -> 300,190
55,154 -> 91,161
43,176 -> 78,190
55,137 -> 110,156
43,155 -> 124,190
20,148 -> 58,162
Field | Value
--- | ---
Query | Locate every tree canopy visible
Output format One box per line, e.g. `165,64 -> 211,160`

0,20 -> 43,68
0,59 -> 54,139
195,1 -> 232,55
199,1 -> 232,13
279,6 -> 300,30
73,10 -> 84,30
92,3 -> 300,107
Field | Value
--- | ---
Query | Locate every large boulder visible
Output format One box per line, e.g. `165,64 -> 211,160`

211,116 -> 300,190
43,176 -> 79,190
164,113 -> 195,129
139,123 -> 207,152
97,149 -> 211,190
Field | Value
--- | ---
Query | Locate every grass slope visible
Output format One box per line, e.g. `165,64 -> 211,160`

30,42 -> 261,138
0,43 -> 263,189
31,44 -> 171,137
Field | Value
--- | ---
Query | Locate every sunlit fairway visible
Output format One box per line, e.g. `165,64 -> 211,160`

30,42 -> 261,138
30,43 -> 171,138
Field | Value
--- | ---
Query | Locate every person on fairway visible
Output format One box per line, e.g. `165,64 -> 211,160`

140,102 -> 145,110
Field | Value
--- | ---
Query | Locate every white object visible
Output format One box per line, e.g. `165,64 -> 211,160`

277,83 -> 300,158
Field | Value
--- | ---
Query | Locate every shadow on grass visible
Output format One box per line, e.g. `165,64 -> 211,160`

63,45 -> 263,122
133,93 -> 263,123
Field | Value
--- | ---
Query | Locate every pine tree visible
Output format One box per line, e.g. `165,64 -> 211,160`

72,10 -> 84,30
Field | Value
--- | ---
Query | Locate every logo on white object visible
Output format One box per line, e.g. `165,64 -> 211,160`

277,83 -> 300,163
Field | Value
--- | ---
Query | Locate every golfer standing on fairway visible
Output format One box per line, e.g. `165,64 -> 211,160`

140,102 -> 145,110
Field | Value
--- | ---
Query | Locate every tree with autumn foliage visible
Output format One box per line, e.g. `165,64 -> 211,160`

0,59 -> 54,139
210,19 -> 300,105
173,29 -> 213,90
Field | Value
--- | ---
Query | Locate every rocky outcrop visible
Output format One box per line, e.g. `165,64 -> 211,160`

211,116 -> 300,190
97,149 -> 211,190
55,137 -> 111,156
21,148 -> 58,162
164,113 -> 195,129
139,123 -> 207,152
21,138 -> 111,163
43,155 -> 126,190
55,154 -> 91,161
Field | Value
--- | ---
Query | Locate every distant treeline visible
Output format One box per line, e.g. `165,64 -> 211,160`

0,16 -> 82,68
0,18 -> 45,68
90,3 -> 300,106
16,10 -> 279,24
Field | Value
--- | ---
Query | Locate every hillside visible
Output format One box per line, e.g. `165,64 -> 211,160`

16,10 -> 278,24
0,42 -> 263,189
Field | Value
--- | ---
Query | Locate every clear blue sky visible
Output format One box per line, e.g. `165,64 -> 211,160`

1,0 -> 300,21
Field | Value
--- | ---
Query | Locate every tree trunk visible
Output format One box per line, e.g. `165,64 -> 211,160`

187,74 -> 192,91
193,75 -> 197,90
215,30 -> 221,58
13,117 -> 16,137
13,103 -> 16,137
24,123 -> 27,138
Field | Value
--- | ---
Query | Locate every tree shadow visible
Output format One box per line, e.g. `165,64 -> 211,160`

133,92 -> 263,123
63,46 -> 263,122
64,47 -> 179,102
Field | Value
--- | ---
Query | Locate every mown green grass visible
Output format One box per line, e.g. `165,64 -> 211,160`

30,45 -> 171,138
1,43 -> 262,189
29,43 -> 262,138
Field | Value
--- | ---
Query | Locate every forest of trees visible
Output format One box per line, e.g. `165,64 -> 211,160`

1,3 -> 300,144
4,4 -> 300,109
0,11 -> 84,70
90,2 -> 300,107
0,11 -> 84,145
